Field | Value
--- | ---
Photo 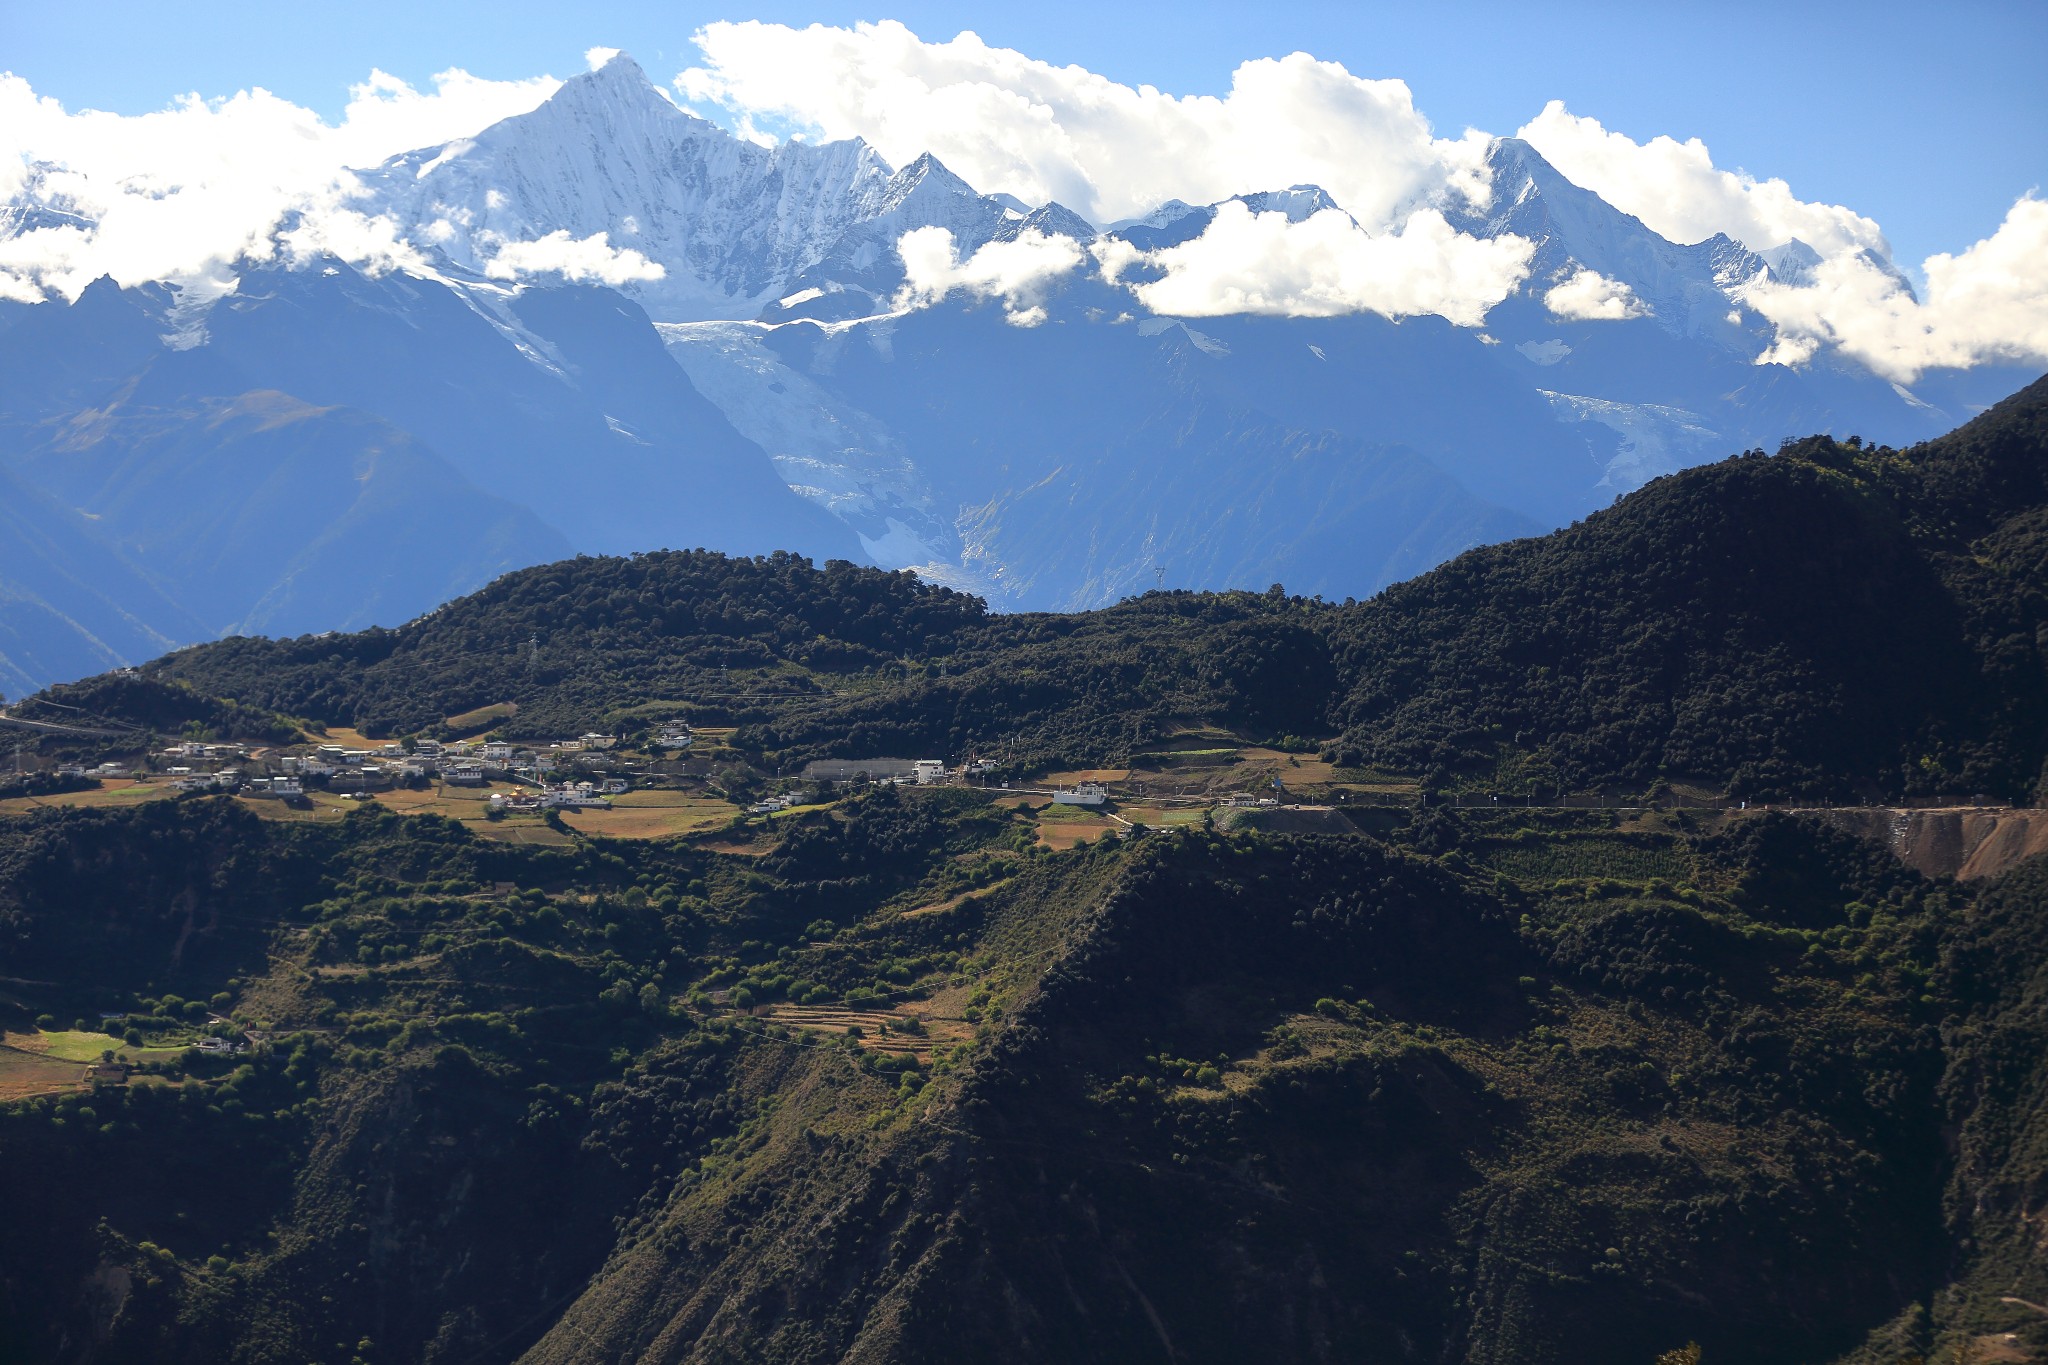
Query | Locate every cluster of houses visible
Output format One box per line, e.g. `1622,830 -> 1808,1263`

488,777 -> 629,812
42,725 -> 1334,828
58,760 -> 134,781
192,1035 -> 250,1056
793,755 -> 1117,809
800,757 -> 953,785
49,725 -> 695,808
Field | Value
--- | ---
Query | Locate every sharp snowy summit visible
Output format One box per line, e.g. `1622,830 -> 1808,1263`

357,55 -> 1019,321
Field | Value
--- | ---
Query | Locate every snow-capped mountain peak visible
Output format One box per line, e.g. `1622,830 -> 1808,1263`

352,53 -> 1034,323
1237,185 -> 1344,221
1758,238 -> 1825,286
1457,136 -> 1766,338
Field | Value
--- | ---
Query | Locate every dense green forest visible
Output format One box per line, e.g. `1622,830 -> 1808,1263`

1324,385 -> 2048,800
3,377 -> 2047,1362
41,375 -> 2044,801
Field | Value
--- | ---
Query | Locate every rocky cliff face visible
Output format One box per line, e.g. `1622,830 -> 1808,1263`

1822,806 -> 2048,881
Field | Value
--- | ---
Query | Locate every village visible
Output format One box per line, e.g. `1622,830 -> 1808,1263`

1,696 -> 1429,851
9,693 -> 2030,862
33,719 -> 695,813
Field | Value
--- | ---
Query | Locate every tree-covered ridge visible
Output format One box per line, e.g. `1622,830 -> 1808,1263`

146,549 -> 991,739
42,374 -> 2048,802
731,589 -> 1339,772
143,552 -> 1340,774
1324,375 -> 2048,799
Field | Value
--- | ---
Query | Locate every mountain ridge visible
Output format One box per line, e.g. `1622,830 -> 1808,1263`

28,372 -> 2025,810
0,52 -> 2036,692
2,378 -> 2047,1363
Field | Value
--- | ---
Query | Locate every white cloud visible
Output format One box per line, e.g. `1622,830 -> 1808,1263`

894,225 -> 1084,325
277,198 -> 431,276
893,204 -> 1535,328
1544,267 -> 1649,321
677,21 -> 1491,230
1515,100 -> 2048,376
585,47 -> 622,72
1089,235 -> 1147,286
482,229 -> 665,285
1745,196 -> 2048,382
1517,101 -> 1887,260
0,67 -> 559,299
1118,202 -> 1534,326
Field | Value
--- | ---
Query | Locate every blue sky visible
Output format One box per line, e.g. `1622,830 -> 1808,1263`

3,0 -> 2044,270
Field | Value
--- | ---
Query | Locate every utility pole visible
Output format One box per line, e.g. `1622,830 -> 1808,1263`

1154,564 -> 1165,593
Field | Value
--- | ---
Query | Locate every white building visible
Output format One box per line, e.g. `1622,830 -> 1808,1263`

540,785 -> 610,809
1052,782 -> 1108,807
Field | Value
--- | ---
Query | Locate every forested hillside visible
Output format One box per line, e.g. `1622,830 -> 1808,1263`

46,372 -> 2047,802
3,378 -> 2047,1364
0,788 -> 2041,1362
1325,375 -> 2048,800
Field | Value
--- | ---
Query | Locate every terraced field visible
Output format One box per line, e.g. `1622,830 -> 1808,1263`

754,1000 -> 974,1062
0,780 -> 174,816
0,1042 -> 83,1100
561,791 -> 739,840
1031,803 -> 1117,850
1117,804 -> 1208,828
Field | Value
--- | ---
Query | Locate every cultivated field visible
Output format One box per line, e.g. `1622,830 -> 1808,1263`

14,1029 -> 199,1063
238,792 -> 356,824
305,726 -> 380,750
561,790 -> 741,840
443,701 -> 518,734
1032,802 -> 1116,850
1040,768 -> 1132,786
0,780 -> 175,817
0,1041 -> 84,1100
1117,804 -> 1208,828
754,998 -> 975,1062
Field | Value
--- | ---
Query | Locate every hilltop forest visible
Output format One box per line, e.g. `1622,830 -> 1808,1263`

67,374 -> 2046,803
0,377 -> 2045,1364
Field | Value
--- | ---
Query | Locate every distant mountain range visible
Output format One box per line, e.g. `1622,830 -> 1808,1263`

0,52 -> 2035,694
